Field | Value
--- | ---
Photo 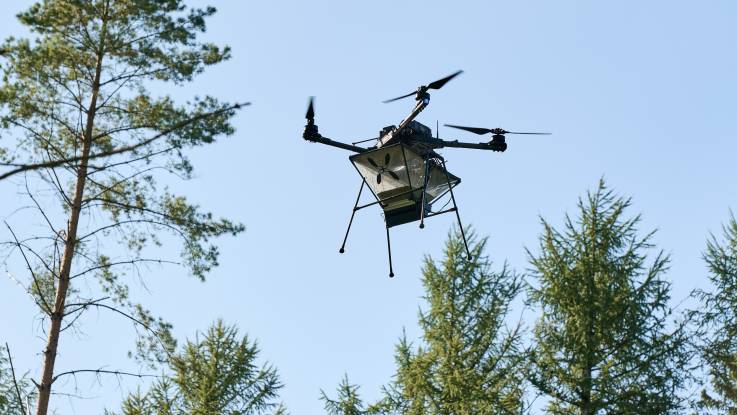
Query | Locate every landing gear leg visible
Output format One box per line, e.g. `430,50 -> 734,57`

441,159 -> 472,260
339,180 -> 365,253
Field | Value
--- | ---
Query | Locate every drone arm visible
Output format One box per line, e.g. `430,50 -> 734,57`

378,100 -> 428,147
434,139 -> 495,150
397,101 -> 428,134
303,128 -> 368,153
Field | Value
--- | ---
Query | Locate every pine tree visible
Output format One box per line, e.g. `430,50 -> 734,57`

693,213 -> 737,413
0,2 -> 245,414
376,227 -> 526,415
527,180 -> 689,415
115,320 -> 285,415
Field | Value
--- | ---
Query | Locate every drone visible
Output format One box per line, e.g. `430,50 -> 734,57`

302,71 -> 549,277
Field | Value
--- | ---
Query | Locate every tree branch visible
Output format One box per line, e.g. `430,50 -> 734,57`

4,221 -> 53,314
0,102 -> 248,181
24,175 -> 59,237
61,301 -> 173,360
69,257 -> 179,279
5,342 -> 27,415
51,368 -> 158,384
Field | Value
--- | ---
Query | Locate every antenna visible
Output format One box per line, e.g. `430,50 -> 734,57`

436,120 -> 439,139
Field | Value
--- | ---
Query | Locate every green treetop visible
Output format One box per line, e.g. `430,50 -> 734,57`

115,320 -> 285,415
693,213 -> 737,413
321,375 -> 371,415
322,228 -> 527,415
384,228 -> 526,415
527,180 -> 690,415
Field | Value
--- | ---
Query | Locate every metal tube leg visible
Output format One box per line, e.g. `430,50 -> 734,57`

340,181 -> 365,253
441,159 -> 472,260
419,158 -> 430,229
386,226 -> 395,278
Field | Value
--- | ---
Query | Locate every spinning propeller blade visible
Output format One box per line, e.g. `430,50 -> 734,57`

383,70 -> 463,103
445,124 -> 550,136
427,70 -> 463,90
382,91 -> 416,104
444,124 -> 493,135
305,96 -> 315,122
504,131 -> 551,135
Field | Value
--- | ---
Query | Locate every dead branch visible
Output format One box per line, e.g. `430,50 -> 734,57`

4,222 -> 53,314
69,257 -> 179,279
0,102 -> 248,181
5,343 -> 27,415
62,297 -> 110,317
51,368 -> 158,384
24,176 -> 59,237
60,301 -> 173,360
86,150 -> 180,178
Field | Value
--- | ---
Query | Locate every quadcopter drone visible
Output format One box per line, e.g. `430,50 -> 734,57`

302,71 -> 549,277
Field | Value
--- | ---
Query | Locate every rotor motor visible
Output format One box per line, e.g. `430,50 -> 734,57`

489,134 -> 507,152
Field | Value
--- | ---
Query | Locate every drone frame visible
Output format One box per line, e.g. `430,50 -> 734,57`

302,71 -> 516,277
339,143 -> 469,277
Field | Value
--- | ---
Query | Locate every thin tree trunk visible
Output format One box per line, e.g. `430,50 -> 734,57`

34,13 -> 107,414
581,326 -> 594,415
581,382 -> 591,415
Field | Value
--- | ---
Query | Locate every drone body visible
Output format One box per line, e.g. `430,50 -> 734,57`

302,71 -> 549,277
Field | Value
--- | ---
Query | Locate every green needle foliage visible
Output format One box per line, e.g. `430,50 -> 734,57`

115,320 -> 285,415
370,227 -> 526,414
321,375 -> 370,415
0,1 -> 244,414
526,180 -> 690,415
693,213 -> 737,413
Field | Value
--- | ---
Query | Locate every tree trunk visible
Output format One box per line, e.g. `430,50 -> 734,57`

34,15 -> 106,414
581,387 -> 591,415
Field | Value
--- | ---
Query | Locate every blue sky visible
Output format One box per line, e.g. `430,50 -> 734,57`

2,0 -> 737,413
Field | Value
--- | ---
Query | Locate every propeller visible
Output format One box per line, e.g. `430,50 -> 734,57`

383,70 -> 463,103
366,153 -> 399,184
444,124 -> 551,136
305,96 -> 315,123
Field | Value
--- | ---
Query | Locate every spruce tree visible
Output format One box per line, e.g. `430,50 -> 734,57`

527,180 -> 689,415
115,320 -> 284,415
693,213 -> 737,413
0,2 -> 245,413
377,227 -> 526,415
321,375 -> 371,415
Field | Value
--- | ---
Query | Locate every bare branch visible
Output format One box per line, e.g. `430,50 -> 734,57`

58,297 -> 114,333
4,222 -> 53,314
0,102 -> 248,181
92,123 -> 157,141
70,257 -> 179,279
42,163 -> 73,207
4,119 -> 78,171
2,238 -> 59,285
51,368 -> 158,384
83,166 -> 166,201
61,301 -> 173,360
86,146 -> 179,177
5,342 -> 27,415
62,297 -> 110,316
24,175 -> 59,237
99,66 -> 167,89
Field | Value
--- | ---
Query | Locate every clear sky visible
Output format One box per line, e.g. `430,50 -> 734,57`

2,0 -> 737,413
